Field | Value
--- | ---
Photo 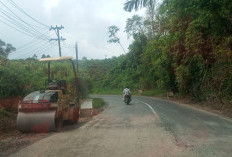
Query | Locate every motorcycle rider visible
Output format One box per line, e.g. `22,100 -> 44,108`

123,86 -> 131,102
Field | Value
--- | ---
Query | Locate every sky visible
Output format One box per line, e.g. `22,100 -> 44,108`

0,0 -> 145,60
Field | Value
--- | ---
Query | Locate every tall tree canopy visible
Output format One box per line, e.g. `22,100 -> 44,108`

107,25 -> 126,53
124,0 -> 156,12
124,0 -> 157,36
0,39 -> 16,58
125,15 -> 145,38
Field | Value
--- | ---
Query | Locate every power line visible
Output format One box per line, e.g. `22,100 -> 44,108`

0,18 -> 37,38
0,14 -> 49,41
0,8 -> 48,39
14,31 -> 52,52
0,11 -> 48,40
22,44 -> 56,59
0,0 -> 74,59
14,42 -> 51,58
13,31 -> 53,53
0,0 -> 51,44
0,0 -> 60,60
16,42 -> 56,59
6,0 -> 49,28
0,3 -> 49,39
11,40 -> 49,55
32,44 -> 57,58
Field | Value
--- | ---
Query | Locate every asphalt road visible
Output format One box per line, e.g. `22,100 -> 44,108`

10,95 -> 232,157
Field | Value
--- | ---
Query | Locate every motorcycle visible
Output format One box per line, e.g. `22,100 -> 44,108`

124,94 -> 131,105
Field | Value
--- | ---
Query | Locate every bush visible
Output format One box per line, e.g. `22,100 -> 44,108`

0,108 -> 11,118
92,88 -> 122,95
92,98 -> 105,109
141,89 -> 166,97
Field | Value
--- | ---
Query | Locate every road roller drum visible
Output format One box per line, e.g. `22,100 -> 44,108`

17,111 -> 56,132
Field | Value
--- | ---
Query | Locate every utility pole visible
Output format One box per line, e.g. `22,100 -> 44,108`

75,42 -> 78,71
49,25 -> 66,57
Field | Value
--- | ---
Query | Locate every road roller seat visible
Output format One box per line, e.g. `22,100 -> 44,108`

48,79 -> 67,94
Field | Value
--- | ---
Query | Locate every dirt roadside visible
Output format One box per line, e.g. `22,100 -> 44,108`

0,116 -> 95,157
0,97 -> 105,157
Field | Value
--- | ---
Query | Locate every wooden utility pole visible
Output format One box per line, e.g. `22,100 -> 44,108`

75,42 -> 78,71
49,25 -> 66,57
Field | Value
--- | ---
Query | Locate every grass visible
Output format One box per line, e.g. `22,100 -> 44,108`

139,88 -> 166,97
91,88 -> 166,97
91,88 -> 122,95
92,98 -> 105,109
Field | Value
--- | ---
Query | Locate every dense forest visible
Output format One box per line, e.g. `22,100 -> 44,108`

104,0 -> 232,104
0,0 -> 232,107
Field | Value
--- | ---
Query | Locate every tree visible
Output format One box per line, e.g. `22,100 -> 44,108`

124,0 -> 157,35
145,1 -> 157,36
0,39 -> 16,58
124,0 -> 148,12
41,54 -> 46,58
41,54 -> 51,58
107,25 -> 126,53
82,56 -> 87,60
0,39 -> 16,67
125,15 -> 145,39
33,54 -> 37,59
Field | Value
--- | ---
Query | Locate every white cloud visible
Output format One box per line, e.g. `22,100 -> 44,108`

44,0 -> 60,11
1,0 -> 145,60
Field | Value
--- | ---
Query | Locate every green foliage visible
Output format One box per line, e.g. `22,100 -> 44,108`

0,108 -> 12,118
0,60 -> 46,98
0,59 -> 89,99
140,35 -> 175,90
0,39 -> 16,58
125,15 -> 145,38
92,88 -> 122,95
107,25 -> 120,43
92,0 -> 229,103
1,0 -> 232,106
124,0 -> 155,12
147,0 -> 231,102
107,25 -> 126,53
41,54 -> 51,58
92,98 -> 105,109
78,58 -> 117,90
140,88 -> 166,96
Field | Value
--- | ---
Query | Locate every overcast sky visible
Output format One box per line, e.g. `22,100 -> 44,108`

0,0 -> 145,60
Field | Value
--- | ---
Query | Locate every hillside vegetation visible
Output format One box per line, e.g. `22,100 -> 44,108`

103,0 -> 232,104
0,0 -> 232,108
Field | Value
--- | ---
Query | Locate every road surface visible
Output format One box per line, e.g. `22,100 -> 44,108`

10,95 -> 232,157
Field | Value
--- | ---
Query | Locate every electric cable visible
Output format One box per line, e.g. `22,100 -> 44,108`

0,3 -> 50,39
6,0 -> 49,28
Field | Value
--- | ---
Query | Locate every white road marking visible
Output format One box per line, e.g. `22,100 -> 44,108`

134,99 -> 156,115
